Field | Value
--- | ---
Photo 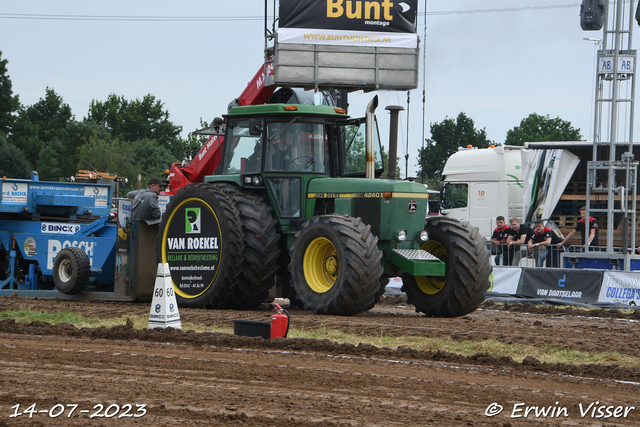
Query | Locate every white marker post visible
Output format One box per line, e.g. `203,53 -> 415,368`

148,263 -> 182,329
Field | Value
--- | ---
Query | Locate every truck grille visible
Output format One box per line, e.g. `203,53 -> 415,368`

354,198 -> 380,236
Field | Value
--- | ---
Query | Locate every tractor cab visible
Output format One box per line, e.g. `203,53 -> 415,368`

215,103 -> 384,220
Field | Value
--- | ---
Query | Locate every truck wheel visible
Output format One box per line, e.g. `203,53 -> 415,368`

157,183 -> 243,308
401,217 -> 491,317
289,215 -> 383,315
53,247 -> 90,295
215,184 -> 281,310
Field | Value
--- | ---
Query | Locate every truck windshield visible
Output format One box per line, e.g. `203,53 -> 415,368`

441,183 -> 468,209
265,121 -> 328,173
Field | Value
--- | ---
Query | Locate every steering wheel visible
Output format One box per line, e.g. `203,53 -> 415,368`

289,156 -> 314,170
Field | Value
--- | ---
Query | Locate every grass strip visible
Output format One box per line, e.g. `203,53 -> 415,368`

1,309 -> 636,368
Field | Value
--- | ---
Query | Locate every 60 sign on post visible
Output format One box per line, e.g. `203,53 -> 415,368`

10,403 -> 147,419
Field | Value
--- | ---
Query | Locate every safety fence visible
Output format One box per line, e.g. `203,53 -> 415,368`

490,243 -> 620,268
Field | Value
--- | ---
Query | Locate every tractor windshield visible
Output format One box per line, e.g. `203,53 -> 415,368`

265,121 -> 328,173
221,120 -> 263,174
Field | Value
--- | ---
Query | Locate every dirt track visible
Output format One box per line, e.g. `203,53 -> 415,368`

0,296 -> 639,426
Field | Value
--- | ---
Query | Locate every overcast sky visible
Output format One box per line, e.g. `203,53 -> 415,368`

0,1 -> 634,178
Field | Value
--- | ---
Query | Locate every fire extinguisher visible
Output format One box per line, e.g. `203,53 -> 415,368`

270,303 -> 290,339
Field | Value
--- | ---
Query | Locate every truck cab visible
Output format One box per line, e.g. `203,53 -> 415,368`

440,145 -> 524,238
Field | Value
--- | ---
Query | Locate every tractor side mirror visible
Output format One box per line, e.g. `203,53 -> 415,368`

249,119 -> 262,136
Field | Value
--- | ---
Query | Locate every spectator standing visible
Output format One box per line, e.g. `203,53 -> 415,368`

528,220 -> 563,267
557,206 -> 598,251
490,216 -> 510,265
127,177 -> 164,222
505,217 -> 535,266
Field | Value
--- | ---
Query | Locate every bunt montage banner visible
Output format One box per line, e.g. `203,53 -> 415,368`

278,0 -> 418,48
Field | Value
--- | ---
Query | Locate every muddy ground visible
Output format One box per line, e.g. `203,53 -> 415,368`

0,296 -> 639,426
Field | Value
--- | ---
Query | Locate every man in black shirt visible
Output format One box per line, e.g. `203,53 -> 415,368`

529,220 -> 564,267
505,217 -> 534,266
557,206 -> 599,251
490,216 -> 510,265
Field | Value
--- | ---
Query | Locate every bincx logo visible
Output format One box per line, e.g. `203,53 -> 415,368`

185,208 -> 201,234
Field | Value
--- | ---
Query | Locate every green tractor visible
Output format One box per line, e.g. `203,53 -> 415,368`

158,98 -> 491,316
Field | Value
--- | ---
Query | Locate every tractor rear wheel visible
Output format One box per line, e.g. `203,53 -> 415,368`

289,215 -> 383,315
53,247 -> 90,295
401,217 -> 491,317
157,183 -> 243,308
215,184 -> 281,310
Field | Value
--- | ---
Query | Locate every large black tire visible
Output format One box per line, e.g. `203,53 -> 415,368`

401,217 -> 492,317
157,183 -> 243,308
215,184 -> 281,310
370,275 -> 390,309
53,247 -> 90,295
288,214 -> 383,315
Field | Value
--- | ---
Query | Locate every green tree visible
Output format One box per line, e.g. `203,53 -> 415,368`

0,50 -> 20,135
7,112 -> 42,168
24,87 -> 74,146
86,94 -> 183,157
75,136 -> 137,185
36,121 -> 111,181
505,113 -> 582,146
417,112 -> 493,182
0,132 -> 32,179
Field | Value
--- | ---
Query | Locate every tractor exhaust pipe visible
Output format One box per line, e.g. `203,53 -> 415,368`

385,105 -> 404,180
365,95 -> 378,179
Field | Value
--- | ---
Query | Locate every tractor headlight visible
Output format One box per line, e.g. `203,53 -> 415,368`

397,230 -> 407,241
420,230 -> 429,242
251,175 -> 262,186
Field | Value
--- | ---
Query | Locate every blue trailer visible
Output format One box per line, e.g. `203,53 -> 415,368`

0,172 -> 154,300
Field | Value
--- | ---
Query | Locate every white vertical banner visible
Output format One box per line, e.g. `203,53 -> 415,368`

488,267 -> 522,295
148,263 -> 182,329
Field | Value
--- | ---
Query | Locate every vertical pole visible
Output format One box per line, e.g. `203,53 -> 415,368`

386,106 -> 404,180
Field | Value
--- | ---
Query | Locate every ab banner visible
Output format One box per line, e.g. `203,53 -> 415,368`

598,271 -> 640,306
278,0 -> 418,48
519,268 -> 602,304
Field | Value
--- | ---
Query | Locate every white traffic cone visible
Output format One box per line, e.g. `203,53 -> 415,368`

148,263 -> 182,329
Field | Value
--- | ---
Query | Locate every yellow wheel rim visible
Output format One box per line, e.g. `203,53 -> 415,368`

416,240 -> 448,295
303,237 -> 338,293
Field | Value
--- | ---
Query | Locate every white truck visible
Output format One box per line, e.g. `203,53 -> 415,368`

439,145 -> 524,238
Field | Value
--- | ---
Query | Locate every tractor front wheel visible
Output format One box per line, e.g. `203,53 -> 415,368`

401,217 -> 491,317
289,215 -> 383,315
157,183 -> 243,308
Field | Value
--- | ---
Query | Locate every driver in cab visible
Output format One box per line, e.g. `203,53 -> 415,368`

271,129 -> 298,171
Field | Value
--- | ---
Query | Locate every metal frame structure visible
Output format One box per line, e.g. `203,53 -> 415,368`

585,0 -> 639,269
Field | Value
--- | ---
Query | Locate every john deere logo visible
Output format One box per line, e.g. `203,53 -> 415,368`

185,208 -> 201,234
408,200 -> 417,213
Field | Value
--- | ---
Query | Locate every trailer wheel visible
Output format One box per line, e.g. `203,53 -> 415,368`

401,217 -> 491,317
289,215 -> 383,315
214,184 -> 281,310
53,247 -> 90,295
157,183 -> 243,308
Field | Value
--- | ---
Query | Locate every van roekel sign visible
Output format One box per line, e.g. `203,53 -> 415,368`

278,0 -> 418,48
